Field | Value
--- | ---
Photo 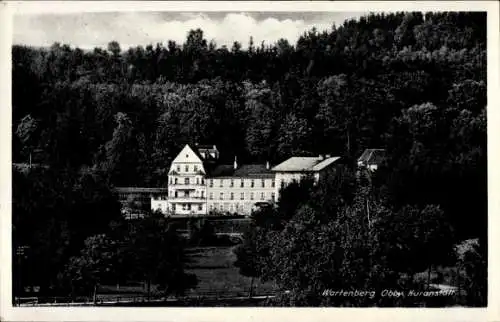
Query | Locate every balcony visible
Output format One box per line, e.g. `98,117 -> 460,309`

170,183 -> 204,190
169,196 -> 206,203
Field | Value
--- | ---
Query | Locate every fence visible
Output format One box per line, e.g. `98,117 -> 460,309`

15,290 -> 276,307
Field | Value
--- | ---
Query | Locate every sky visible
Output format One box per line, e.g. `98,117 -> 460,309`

13,11 -> 364,50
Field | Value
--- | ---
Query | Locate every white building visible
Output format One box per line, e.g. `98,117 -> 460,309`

151,144 -> 342,217
357,149 -> 386,171
271,155 -> 342,200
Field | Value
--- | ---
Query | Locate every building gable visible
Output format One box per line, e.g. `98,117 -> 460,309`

170,144 -> 205,172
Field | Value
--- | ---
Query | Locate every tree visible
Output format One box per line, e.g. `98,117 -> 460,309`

276,113 -> 313,159
103,112 -> 142,185
65,234 -> 119,301
263,199 -> 401,306
233,226 -> 266,297
316,74 -> 352,154
122,212 -> 197,298
188,218 -> 217,246
107,41 -> 121,57
244,82 -> 277,161
12,165 -> 122,298
15,114 -> 39,164
277,176 -> 315,224
455,239 -> 486,306
234,207 -> 277,296
377,204 -> 455,285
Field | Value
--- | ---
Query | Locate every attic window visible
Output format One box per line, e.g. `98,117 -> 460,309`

186,154 -> 189,158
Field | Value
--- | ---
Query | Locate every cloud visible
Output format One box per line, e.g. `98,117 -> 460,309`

13,12 -> 361,50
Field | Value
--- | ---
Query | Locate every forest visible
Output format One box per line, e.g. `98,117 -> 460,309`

12,12 -> 486,306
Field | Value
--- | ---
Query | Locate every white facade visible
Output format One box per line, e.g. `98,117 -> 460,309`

151,198 -> 169,213
207,177 -> 276,215
167,145 -> 207,216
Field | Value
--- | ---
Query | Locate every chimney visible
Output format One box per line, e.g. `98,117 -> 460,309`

266,161 -> 270,170
325,154 -> 331,158
234,156 -> 238,170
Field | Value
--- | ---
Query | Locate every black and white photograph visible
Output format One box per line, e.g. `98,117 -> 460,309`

1,1 -> 498,319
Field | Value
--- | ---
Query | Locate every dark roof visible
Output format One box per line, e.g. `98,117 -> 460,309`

209,164 -> 235,177
234,164 -> 273,177
207,164 -> 274,178
358,149 -> 386,164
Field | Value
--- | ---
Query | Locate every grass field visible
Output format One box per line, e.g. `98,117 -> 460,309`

96,246 -> 275,300
185,246 -> 276,297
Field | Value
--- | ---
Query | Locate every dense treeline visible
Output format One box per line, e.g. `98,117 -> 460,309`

12,11 -> 486,302
236,171 -> 486,306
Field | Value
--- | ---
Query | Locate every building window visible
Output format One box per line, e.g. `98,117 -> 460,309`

209,204 -> 213,211
201,191 -> 204,198
194,165 -> 198,172
261,179 -> 265,187
187,204 -> 191,211
209,192 -> 213,200
240,180 -> 244,187
177,165 -> 181,172
271,192 -> 275,201
230,179 -> 234,187
250,192 -> 254,200
174,178 -> 178,184
220,192 -> 224,200
260,192 -> 264,200
220,204 -> 224,211
272,180 -> 275,187
251,179 -> 255,187
230,192 -> 234,200
185,165 -> 189,172
240,193 -> 244,200
174,191 -> 178,198
196,177 -> 200,184
202,178 -> 205,185
220,180 -> 223,187
185,178 -> 189,185
173,204 -> 176,211
198,204 -> 202,211
209,179 -> 213,187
